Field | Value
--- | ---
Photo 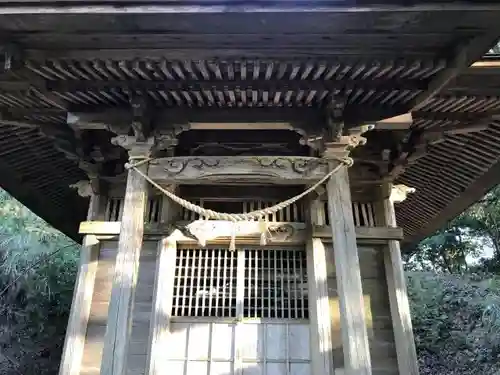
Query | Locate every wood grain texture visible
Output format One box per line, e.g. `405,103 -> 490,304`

148,156 -> 329,185
306,235 -> 334,375
327,246 -> 398,375
100,160 -> 149,375
58,194 -> 103,375
81,240 -> 157,375
382,197 -> 419,375
146,235 -> 177,375
326,166 -> 372,375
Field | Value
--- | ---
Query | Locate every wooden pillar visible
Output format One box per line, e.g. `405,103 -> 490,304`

59,182 -> 105,375
146,188 -> 178,375
100,136 -> 154,375
326,165 -> 372,375
307,199 -> 334,375
382,184 -> 419,375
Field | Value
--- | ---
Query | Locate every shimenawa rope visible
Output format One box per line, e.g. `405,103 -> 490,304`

125,155 -> 353,250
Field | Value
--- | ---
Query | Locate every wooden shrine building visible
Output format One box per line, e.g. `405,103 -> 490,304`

2,2 -> 500,375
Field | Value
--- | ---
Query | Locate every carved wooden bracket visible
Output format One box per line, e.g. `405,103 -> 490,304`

129,94 -> 151,142
70,180 -> 94,197
111,135 -> 156,159
148,156 -> 331,184
390,184 -> 416,203
322,124 -> 375,159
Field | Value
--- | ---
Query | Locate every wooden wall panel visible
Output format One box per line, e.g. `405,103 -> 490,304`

325,245 -> 399,375
79,240 -> 157,375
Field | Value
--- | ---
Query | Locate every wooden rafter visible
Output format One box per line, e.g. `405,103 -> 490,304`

410,33 -> 500,111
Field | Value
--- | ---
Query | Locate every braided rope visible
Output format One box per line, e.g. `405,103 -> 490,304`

125,156 -> 353,222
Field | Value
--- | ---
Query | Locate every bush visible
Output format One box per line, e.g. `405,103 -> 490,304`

0,189 -> 79,374
407,272 -> 500,375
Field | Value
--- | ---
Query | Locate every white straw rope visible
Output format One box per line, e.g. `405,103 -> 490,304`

125,155 -> 353,222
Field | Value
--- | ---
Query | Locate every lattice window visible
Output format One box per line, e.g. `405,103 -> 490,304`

179,200 -> 305,222
172,248 -> 238,318
244,249 -> 308,319
323,201 -> 375,227
171,248 -> 309,320
104,196 -> 162,223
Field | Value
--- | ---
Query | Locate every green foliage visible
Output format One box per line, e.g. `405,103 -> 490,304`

407,272 -> 500,375
403,215 -> 481,273
405,185 -> 500,274
463,185 -> 500,259
0,189 -> 80,374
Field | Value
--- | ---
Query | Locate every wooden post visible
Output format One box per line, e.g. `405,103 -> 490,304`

382,184 -> 419,375
307,199 -> 334,375
326,165 -> 372,375
146,188 -> 178,375
58,182 -> 104,375
146,236 -> 177,375
100,136 -> 155,375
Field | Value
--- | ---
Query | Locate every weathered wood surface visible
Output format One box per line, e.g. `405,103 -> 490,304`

145,237 -> 177,375
382,193 -> 419,375
314,225 -> 403,241
146,194 -> 178,375
100,150 -> 150,375
79,219 -> 402,245
307,233 -> 334,375
326,166 -> 372,375
327,246 -> 398,375
58,193 -> 102,375
80,241 -> 157,375
148,156 -> 331,184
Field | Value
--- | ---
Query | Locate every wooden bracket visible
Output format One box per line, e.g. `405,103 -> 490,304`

130,94 -> 152,142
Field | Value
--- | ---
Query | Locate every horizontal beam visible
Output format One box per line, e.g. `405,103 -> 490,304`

2,4 -> 500,15
413,110 -> 496,122
78,220 -> 402,242
6,105 -> 407,131
44,77 -> 426,93
313,225 -> 404,241
147,156 -> 331,185
374,113 -> 413,130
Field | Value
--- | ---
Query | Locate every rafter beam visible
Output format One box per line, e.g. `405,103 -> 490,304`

410,33 -> 500,111
42,77 -> 427,93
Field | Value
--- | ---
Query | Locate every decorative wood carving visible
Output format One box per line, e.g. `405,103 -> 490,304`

130,94 -> 151,142
179,220 -> 307,246
111,135 -> 155,158
322,124 -> 374,159
390,184 -> 416,203
70,180 -> 93,197
148,156 -> 331,184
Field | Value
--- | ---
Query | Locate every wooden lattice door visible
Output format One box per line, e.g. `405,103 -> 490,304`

164,247 -> 312,375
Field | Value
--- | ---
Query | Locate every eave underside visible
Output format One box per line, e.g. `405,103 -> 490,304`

1,4 -> 500,243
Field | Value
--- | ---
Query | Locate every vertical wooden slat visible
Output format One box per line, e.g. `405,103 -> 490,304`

100,138 -> 153,375
307,198 -> 333,375
382,187 -> 419,375
368,203 -> 375,227
215,249 -> 221,317
326,166 -> 372,375
105,198 -> 112,221
361,203 -> 369,226
292,202 -> 299,222
146,237 -> 177,375
58,192 -> 104,375
353,202 -> 361,226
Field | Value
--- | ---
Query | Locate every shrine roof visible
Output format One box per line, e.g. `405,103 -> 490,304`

1,2 -> 500,244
